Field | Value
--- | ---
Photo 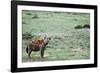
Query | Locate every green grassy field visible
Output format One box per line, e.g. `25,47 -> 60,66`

22,10 -> 90,62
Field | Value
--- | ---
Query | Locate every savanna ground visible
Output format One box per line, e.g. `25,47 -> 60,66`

22,10 -> 90,62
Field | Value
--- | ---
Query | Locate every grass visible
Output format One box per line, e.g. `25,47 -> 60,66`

22,10 -> 90,62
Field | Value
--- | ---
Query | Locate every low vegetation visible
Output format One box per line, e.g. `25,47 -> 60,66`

22,10 -> 90,62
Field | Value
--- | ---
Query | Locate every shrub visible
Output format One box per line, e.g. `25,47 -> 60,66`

74,25 -> 83,29
32,14 -> 38,19
26,13 -> 32,15
83,24 -> 90,28
22,21 -> 26,24
22,32 -> 33,39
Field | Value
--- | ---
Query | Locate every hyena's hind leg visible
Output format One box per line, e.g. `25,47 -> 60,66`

26,47 -> 32,59
28,50 -> 32,59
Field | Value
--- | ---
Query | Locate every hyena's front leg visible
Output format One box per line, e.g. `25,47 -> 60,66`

40,47 -> 46,58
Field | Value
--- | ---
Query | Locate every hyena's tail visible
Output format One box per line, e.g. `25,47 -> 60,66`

26,47 -> 28,54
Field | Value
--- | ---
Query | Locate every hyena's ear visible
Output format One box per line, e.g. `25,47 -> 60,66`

32,39 -> 35,43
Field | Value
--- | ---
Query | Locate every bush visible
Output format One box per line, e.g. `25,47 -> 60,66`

74,24 -> 90,29
26,13 -> 32,15
83,24 -> 90,28
22,21 -> 26,24
74,25 -> 83,29
22,32 -> 33,39
32,14 -> 39,19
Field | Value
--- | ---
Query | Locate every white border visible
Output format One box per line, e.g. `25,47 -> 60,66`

17,5 -> 94,68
